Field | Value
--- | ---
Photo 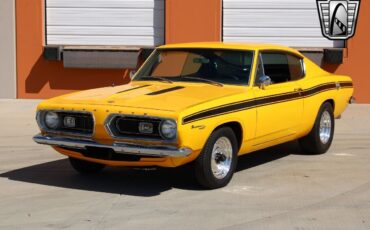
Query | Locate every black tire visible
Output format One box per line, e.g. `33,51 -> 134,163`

194,127 -> 238,189
299,102 -> 335,154
69,157 -> 105,174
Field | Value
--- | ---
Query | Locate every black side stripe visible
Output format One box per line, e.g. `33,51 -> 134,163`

116,85 -> 150,94
147,86 -> 185,95
182,81 -> 353,124
184,82 -> 334,120
184,100 -> 256,124
300,83 -> 336,97
339,82 -> 353,88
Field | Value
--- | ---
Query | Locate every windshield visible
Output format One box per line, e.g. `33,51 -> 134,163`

133,49 -> 254,86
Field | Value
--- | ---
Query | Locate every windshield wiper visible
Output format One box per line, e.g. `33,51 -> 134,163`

139,76 -> 173,84
181,76 -> 223,87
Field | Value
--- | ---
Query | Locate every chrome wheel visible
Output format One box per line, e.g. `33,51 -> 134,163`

211,137 -> 233,179
319,110 -> 332,144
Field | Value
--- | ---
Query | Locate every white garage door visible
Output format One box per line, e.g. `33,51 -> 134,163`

223,0 -> 343,48
45,0 -> 164,47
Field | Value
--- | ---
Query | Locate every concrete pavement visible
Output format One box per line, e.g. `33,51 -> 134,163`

0,99 -> 369,229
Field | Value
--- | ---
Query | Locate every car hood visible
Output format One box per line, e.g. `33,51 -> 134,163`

51,81 -> 246,112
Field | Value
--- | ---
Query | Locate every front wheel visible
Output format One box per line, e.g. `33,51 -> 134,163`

69,157 -> 105,174
194,127 -> 238,189
299,102 -> 335,154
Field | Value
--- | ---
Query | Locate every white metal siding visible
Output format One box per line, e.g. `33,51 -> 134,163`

46,0 -> 164,46
223,0 -> 341,48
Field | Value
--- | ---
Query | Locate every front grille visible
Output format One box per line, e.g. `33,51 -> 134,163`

39,111 -> 94,136
57,112 -> 94,135
107,115 -> 163,140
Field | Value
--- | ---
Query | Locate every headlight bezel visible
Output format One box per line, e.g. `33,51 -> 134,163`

36,110 -> 95,137
105,114 -> 178,143
159,119 -> 178,140
44,111 -> 60,129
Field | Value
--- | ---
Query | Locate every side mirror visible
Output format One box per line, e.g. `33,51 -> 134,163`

129,70 -> 136,79
258,75 -> 272,89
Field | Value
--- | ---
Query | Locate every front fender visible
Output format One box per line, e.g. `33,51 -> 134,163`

178,110 -> 254,157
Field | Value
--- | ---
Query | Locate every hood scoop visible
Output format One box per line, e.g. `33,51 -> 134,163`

147,86 -> 185,95
116,85 -> 151,94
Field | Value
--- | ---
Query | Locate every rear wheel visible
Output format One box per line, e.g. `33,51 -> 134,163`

194,127 -> 238,189
69,157 -> 105,174
299,102 -> 335,154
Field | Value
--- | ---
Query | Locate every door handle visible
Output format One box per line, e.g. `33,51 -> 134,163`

294,88 -> 303,96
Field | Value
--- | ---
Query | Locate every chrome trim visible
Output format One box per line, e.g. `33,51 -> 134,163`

104,114 -> 178,143
33,134 -> 191,158
37,110 -> 96,138
335,82 -> 341,90
211,136 -> 233,179
301,59 -> 306,78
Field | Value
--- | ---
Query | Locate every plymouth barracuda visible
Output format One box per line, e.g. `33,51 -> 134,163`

34,42 -> 354,189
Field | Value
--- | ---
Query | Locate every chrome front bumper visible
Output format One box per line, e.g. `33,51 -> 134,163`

33,134 -> 192,158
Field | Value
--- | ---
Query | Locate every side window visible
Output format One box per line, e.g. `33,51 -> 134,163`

261,52 -> 304,84
287,55 -> 305,81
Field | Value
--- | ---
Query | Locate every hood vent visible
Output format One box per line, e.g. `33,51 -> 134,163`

116,85 -> 150,94
147,86 -> 185,96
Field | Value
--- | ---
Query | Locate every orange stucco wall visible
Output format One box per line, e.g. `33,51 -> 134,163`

323,0 -> 370,103
16,0 -> 221,99
16,0 -> 369,102
16,0 -> 130,99
165,0 -> 221,44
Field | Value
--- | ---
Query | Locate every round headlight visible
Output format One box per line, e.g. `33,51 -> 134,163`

160,120 -> 177,140
44,111 -> 60,129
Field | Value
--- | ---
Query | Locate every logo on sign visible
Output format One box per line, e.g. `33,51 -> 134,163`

317,0 -> 361,40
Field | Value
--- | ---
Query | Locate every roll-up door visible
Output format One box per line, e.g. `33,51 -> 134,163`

223,0 -> 343,48
45,0 -> 164,47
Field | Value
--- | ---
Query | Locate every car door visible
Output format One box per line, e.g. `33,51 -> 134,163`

252,51 -> 304,146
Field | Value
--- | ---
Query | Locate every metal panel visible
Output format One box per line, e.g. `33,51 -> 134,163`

63,50 -> 140,69
46,0 -> 164,46
223,0 -> 339,48
47,35 -> 163,46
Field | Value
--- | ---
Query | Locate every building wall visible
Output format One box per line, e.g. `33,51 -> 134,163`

16,0 -> 130,99
15,0 -> 370,103
165,0 -> 221,43
0,0 -> 16,99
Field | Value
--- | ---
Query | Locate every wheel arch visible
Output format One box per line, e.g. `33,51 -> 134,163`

213,121 -> 243,152
302,98 -> 336,138
324,99 -> 335,111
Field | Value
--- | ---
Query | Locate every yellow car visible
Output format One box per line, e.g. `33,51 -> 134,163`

34,42 -> 354,189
